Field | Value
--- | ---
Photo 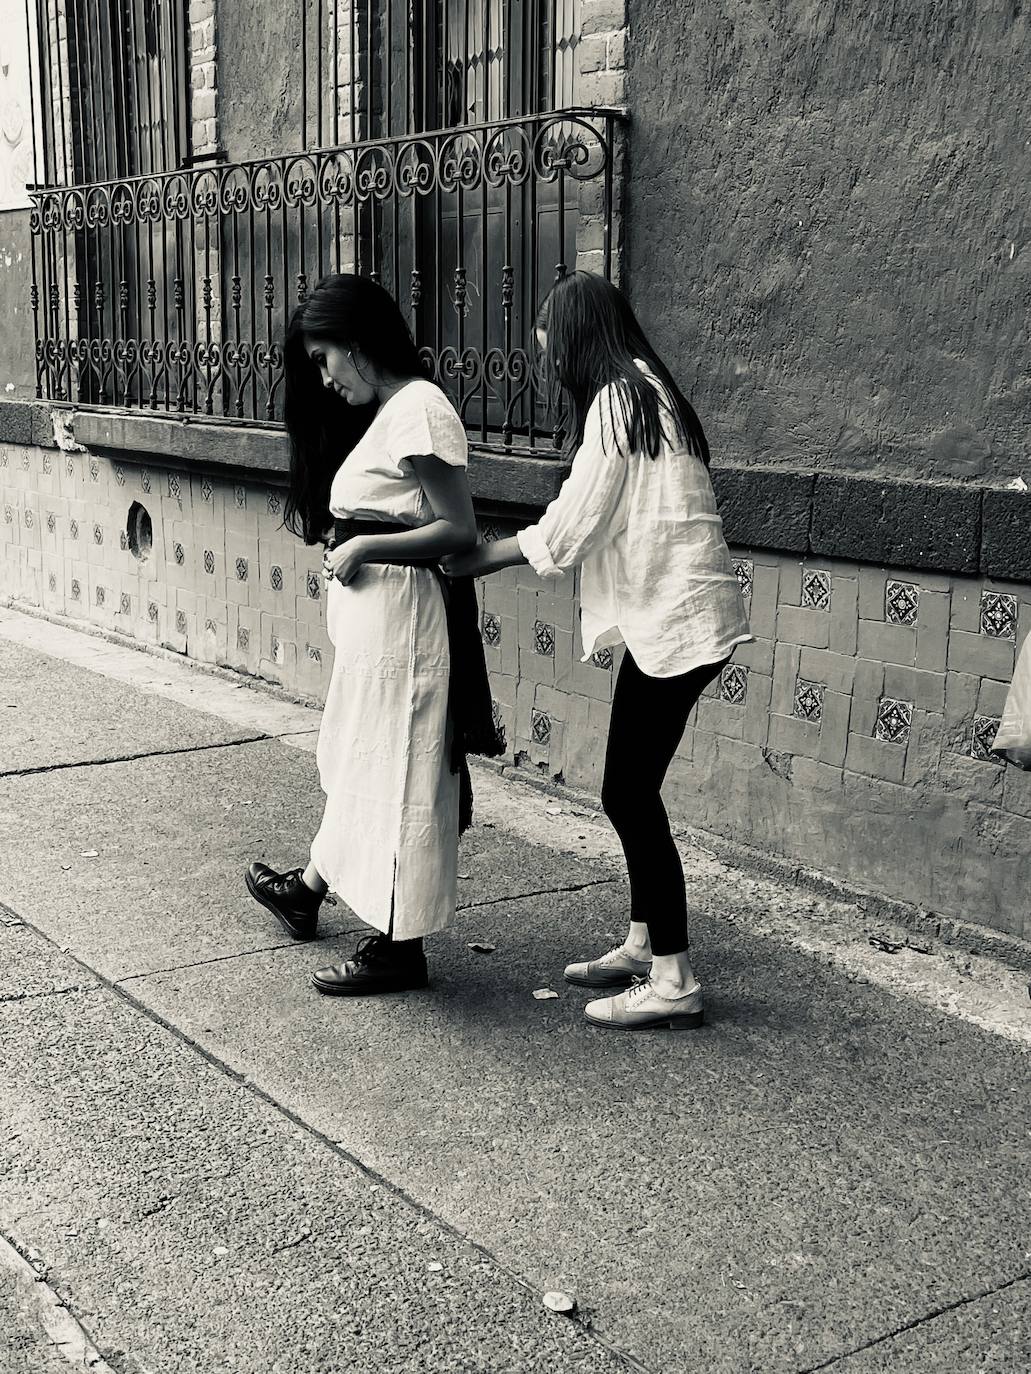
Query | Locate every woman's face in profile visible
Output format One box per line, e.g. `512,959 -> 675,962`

304,337 -> 377,406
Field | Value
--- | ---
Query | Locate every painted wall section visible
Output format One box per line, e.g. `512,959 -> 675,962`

625,2 -> 1031,485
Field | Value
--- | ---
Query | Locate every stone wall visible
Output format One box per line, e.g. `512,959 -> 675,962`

2,420 -> 1029,949
625,0 -> 1031,486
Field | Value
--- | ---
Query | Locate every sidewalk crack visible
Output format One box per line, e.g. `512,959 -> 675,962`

795,1267 -> 1031,1372
0,734 -> 270,780
458,877 -> 620,912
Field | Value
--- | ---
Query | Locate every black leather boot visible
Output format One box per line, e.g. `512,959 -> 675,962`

246,862 -> 322,940
310,933 -> 428,996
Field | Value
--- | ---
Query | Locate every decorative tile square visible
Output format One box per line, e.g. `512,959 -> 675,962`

46,512 -> 56,533
120,593 -> 131,615
203,549 -> 215,575
96,586 -> 106,607
271,634 -> 284,664
0,451 -> 7,467
531,708 -> 551,746
42,454 -> 52,475
481,612 -> 501,647
234,485 -> 247,509
205,618 -> 217,634
2,506 -> 11,524
306,644 -> 322,664
875,697 -> 912,745
971,715 -> 1004,764
92,523 -> 103,544
71,579 -> 81,600
491,699 -> 506,743
22,452 -> 29,470
235,557 -> 248,581
479,521 -> 502,543
115,465 -> 125,486
533,620 -> 555,656
168,473 -> 181,500
267,490 -> 281,516
980,591 -> 1017,641
66,456 -> 74,476
175,609 -> 187,634
69,519 -> 78,539
173,541 -> 185,565
793,678 -> 825,723
147,601 -> 158,622
24,509 -> 33,529
119,530 -> 128,551
237,627 -> 250,651
720,663 -> 748,705
201,477 -> 213,502
270,565 -> 283,591
141,470 -> 151,493
591,647 -> 614,671
733,558 -> 753,601
306,570 -> 321,600
885,580 -> 919,626
801,567 -> 831,611
89,458 -> 99,482
48,573 -> 57,592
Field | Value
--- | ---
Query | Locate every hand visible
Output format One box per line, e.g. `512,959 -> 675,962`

442,544 -> 491,578
322,537 -> 368,587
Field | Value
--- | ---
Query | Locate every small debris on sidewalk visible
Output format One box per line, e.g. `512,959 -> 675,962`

532,988 -> 559,1000
868,936 -> 904,954
427,1261 -> 443,1273
467,942 -> 495,954
80,849 -> 100,858
542,1290 -> 577,1315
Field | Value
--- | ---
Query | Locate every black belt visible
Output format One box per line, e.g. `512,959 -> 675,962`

329,517 -> 504,832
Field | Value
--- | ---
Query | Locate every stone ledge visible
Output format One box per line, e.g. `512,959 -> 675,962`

0,400 -> 1026,578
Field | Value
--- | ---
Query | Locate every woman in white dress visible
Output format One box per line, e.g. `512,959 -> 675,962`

446,272 -> 752,1031
246,274 -> 498,995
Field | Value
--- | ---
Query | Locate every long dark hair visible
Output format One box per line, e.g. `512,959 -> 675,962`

535,272 -> 709,467
282,273 -> 428,543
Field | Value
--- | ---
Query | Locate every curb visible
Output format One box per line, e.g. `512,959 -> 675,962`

0,1230 -> 116,1372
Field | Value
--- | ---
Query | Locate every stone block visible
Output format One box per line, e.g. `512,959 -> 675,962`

844,732 -> 907,784
947,629 -> 1015,680
982,488 -> 1031,583
799,648 -> 856,694
771,642 -> 801,715
733,637 -> 774,675
742,672 -> 772,746
768,712 -> 821,760
811,474 -> 981,574
710,466 -> 813,553
746,561 -> 779,637
777,604 -> 830,648
915,591 -> 951,671
883,665 -> 947,712
818,690 -> 852,767
856,619 -> 917,666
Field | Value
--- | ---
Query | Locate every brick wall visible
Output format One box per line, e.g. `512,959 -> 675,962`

3,435 -> 1029,946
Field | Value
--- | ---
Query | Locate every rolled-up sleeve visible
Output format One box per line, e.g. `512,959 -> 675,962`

517,387 -> 629,578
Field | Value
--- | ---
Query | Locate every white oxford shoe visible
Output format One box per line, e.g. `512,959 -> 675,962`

584,978 -> 705,1031
564,945 -> 652,989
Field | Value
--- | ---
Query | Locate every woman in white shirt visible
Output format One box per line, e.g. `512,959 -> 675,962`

446,272 -> 751,1031
245,274 -> 498,996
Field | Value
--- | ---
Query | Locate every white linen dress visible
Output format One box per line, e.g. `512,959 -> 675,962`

309,380 -> 467,940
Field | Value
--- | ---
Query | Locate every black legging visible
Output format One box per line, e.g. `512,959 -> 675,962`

600,650 -> 727,957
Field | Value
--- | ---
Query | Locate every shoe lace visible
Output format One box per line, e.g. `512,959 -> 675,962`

624,976 -> 652,1005
352,933 -> 391,968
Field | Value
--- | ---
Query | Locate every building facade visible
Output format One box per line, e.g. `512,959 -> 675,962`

1,2 -> 1029,953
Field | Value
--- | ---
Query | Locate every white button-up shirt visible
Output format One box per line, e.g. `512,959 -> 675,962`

517,365 -> 752,678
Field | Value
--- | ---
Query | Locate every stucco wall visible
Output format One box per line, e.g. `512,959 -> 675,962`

215,0 -> 305,162
625,1 -> 1031,485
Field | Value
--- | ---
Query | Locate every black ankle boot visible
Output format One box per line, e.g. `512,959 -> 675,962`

246,862 -> 322,940
310,933 -> 428,996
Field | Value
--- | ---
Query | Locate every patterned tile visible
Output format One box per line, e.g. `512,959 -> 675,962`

203,549 -> 215,575
531,708 -> 551,746
793,679 -> 825,723
48,573 -> 57,592
22,452 -> 29,470
885,580 -> 919,627
237,627 -> 250,651
119,530 -> 128,551
92,523 -> 103,544
801,567 -> 831,612
874,697 -> 912,745
234,485 -> 247,509
46,512 -> 56,533
2,506 -> 11,524
69,519 -> 79,539
42,454 -> 52,475
120,593 -> 131,615
591,647 -> 614,671
733,558 -> 753,602
0,451 -> 7,467
481,612 -> 501,647
306,570 -> 321,600
270,634 -> 284,664
175,609 -> 187,634
270,565 -> 283,591
115,465 -> 126,486
533,620 -> 555,656
201,477 -> 213,502
205,618 -> 217,634
479,521 -> 503,543
24,509 -> 33,529
141,469 -> 151,493
491,699 -> 507,749
65,456 -> 74,477
173,541 -> 185,565
95,586 -> 105,607
720,663 -> 748,705
306,644 -> 322,664
70,579 -> 81,601
235,557 -> 249,581
168,473 -> 181,501
267,490 -> 281,516
147,601 -> 159,622
980,591 -> 1017,641
971,715 -> 1004,764
88,458 -> 100,482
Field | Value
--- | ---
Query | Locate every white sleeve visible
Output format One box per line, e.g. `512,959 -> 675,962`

390,387 -> 469,468
516,386 -> 629,578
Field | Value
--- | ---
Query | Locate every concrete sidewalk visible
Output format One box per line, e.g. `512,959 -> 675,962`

1,605 -> 1029,1374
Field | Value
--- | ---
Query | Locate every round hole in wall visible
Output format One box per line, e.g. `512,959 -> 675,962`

127,502 -> 152,561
